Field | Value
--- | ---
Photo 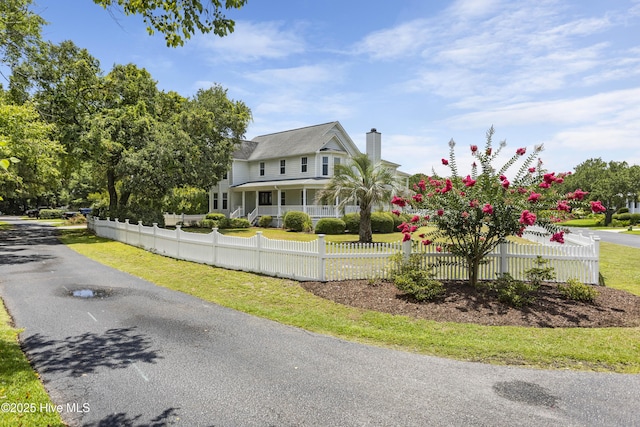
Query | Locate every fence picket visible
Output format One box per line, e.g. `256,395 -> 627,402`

88,218 -> 600,284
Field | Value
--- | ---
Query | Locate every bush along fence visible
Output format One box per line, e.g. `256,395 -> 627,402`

88,218 -> 600,284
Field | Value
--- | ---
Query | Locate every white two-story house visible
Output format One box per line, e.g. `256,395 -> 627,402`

209,121 -> 409,224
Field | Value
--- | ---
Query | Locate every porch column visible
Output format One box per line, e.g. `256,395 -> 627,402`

242,191 -> 246,217
255,192 -> 259,216
302,188 -> 307,214
277,188 -> 282,219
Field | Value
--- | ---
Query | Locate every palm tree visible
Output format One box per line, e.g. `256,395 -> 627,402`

319,153 -> 404,243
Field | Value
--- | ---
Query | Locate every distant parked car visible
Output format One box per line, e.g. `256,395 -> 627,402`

79,208 -> 93,216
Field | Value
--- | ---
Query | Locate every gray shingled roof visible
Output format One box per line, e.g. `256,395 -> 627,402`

246,121 -> 344,160
232,140 -> 259,160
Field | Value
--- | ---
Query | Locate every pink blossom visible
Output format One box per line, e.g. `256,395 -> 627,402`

499,174 -> 507,181
402,233 -> 411,242
441,179 -> 453,193
486,148 -> 492,156
590,201 -> 607,213
516,147 -> 526,155
391,196 -> 407,207
568,188 -> 588,201
519,210 -> 537,226
517,187 -> 527,194
423,215 -> 430,221
469,199 -> 479,208
410,225 -> 418,233
418,179 -> 426,192
528,167 -> 536,173
391,209 -> 401,216
459,191 -> 465,197
550,231 -> 565,244
461,211 -> 469,219
557,201 -> 571,212
412,193 -> 423,203
411,215 -> 420,223
422,239 -> 432,246
539,182 -> 550,189
528,192 -> 541,202
482,204 -> 494,214
397,222 -> 409,232
501,179 -> 510,189
462,175 -> 476,187
437,209 -> 444,216
442,158 -> 449,165
543,172 -> 556,184
555,177 -> 564,184
436,246 -> 443,252
470,145 -> 478,153
418,233 -> 426,238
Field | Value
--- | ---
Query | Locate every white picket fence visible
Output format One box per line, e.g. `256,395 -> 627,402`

88,217 -> 600,284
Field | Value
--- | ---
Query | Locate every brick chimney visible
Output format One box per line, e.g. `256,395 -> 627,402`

366,128 -> 381,164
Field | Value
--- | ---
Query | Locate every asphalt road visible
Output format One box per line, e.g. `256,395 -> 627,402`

567,226 -> 640,249
1,218 -> 639,426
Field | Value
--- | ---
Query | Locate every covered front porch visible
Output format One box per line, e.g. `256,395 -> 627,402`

228,178 -> 359,225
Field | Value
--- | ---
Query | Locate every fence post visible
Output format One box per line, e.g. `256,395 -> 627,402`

499,242 -> 508,277
152,223 -> 158,252
593,235 -> 601,285
318,234 -> 326,281
211,227 -> 218,265
402,238 -> 411,262
256,231 -> 262,273
175,225 -> 181,258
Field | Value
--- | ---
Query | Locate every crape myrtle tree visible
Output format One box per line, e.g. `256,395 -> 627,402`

391,127 -> 606,288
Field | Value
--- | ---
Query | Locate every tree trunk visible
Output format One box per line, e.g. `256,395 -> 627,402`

468,257 -> 480,288
107,169 -> 118,213
359,207 -> 373,243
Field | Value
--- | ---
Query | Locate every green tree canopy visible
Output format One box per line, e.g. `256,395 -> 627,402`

0,97 -> 63,202
93,0 -> 248,47
560,158 -> 635,224
0,0 -> 45,68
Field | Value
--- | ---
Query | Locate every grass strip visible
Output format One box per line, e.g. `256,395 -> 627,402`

60,229 -> 640,373
0,299 -> 65,427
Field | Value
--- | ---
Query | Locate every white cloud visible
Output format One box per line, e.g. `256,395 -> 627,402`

194,21 -> 305,62
353,19 -> 432,60
243,64 -> 341,87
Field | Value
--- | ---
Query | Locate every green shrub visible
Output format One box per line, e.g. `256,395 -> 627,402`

283,211 -> 312,232
631,213 -> 640,225
228,218 -> 250,228
617,207 -> 629,214
342,213 -> 360,233
524,256 -> 556,287
616,213 -> 631,221
315,218 -> 346,234
391,254 -> 445,302
371,212 -> 394,233
492,273 -> 538,307
258,215 -> 273,228
39,209 -> 64,219
67,214 -> 87,225
204,213 -> 229,228
558,278 -> 599,303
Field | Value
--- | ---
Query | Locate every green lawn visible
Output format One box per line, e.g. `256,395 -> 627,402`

58,228 -> 640,374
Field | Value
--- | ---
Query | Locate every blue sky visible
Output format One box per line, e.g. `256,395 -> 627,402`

32,0 -> 640,176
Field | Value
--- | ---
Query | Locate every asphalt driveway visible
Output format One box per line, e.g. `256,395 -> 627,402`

1,218 -> 639,426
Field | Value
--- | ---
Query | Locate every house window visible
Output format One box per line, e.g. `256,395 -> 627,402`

334,157 -> 341,167
322,156 -> 329,175
222,192 -> 228,210
213,193 -> 218,210
280,159 -> 286,174
223,171 -> 228,180
259,162 -> 265,176
259,191 -> 272,206
280,191 -> 286,206
301,157 -> 308,173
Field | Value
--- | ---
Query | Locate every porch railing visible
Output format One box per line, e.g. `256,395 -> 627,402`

254,205 -> 359,218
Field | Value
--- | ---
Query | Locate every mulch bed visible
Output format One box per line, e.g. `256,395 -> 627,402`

301,279 -> 640,328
